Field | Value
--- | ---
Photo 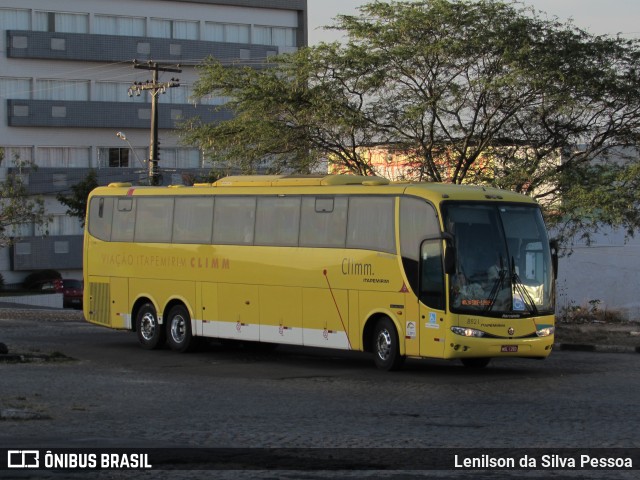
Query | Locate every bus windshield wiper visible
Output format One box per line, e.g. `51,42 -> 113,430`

483,257 -> 506,313
511,257 -> 539,315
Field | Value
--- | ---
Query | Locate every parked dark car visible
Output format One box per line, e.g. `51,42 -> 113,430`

61,279 -> 83,309
30,278 -> 83,309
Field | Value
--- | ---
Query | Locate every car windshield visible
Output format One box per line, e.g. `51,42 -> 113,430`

442,202 -> 554,317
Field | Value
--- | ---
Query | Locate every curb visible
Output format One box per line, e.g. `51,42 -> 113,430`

556,343 -> 640,354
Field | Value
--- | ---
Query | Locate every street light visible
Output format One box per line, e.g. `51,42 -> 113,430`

115,131 -> 146,168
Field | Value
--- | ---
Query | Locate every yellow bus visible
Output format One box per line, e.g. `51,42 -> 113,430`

83,174 -> 557,370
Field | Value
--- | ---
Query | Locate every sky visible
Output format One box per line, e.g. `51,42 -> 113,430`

307,0 -> 640,45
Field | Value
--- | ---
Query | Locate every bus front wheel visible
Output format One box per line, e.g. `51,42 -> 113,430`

166,305 -> 197,353
372,317 -> 405,371
135,303 -> 165,350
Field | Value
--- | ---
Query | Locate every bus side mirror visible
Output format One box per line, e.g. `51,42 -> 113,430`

550,239 -> 559,279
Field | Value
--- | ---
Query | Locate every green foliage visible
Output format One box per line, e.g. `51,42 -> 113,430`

22,269 -> 62,290
183,0 -> 640,241
0,150 -> 51,248
56,169 -> 98,227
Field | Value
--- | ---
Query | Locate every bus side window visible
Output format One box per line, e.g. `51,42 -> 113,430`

255,196 -> 301,246
135,197 -> 174,243
346,196 -> 395,253
213,196 -> 256,245
299,196 -> 347,248
88,196 -> 114,241
111,198 -> 136,242
173,196 -> 214,244
399,196 -> 441,303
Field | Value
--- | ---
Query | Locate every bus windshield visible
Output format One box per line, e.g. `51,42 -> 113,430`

442,202 -> 554,317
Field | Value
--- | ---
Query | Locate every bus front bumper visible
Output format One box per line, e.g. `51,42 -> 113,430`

442,334 -> 554,360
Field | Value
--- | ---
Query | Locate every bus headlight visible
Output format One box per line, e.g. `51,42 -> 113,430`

451,326 -> 486,338
536,325 -> 555,337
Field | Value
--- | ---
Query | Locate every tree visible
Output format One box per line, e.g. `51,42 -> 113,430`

183,0 -> 640,241
0,149 -> 50,248
56,169 -> 98,227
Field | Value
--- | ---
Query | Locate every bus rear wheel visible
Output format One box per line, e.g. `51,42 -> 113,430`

135,303 -> 165,350
166,305 -> 197,352
372,317 -> 405,371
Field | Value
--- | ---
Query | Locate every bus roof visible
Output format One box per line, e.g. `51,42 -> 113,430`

98,174 -> 536,204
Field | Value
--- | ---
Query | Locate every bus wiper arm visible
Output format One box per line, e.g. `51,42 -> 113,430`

483,257 -> 506,312
511,257 -> 539,315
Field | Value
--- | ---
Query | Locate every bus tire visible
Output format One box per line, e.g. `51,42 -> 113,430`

135,303 -> 165,350
461,358 -> 491,369
166,305 -> 197,353
372,317 -> 405,371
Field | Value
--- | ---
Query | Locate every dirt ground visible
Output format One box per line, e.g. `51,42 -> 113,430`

555,320 -> 640,348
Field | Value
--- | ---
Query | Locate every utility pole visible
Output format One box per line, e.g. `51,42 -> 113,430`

128,60 -> 181,186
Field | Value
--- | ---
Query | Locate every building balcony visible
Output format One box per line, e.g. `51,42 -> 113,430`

6,99 -> 232,129
6,30 -> 279,64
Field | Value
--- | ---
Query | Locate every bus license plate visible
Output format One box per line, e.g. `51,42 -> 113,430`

501,345 -> 518,353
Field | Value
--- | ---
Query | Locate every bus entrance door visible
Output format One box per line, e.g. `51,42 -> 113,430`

419,303 -> 446,359
418,239 -> 446,358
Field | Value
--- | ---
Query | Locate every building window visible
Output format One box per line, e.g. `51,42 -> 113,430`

94,15 -> 145,36
1,146 -> 33,164
203,22 -> 250,44
34,11 -> 89,34
0,77 -> 31,100
44,215 -> 82,237
95,81 -> 146,103
99,147 -> 145,169
176,148 -> 200,168
150,18 -> 198,40
0,8 -> 31,31
108,148 -> 130,168
36,147 -> 90,168
35,80 -> 89,101
254,26 -> 296,47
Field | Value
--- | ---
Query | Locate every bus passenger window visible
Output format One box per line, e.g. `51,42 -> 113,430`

300,196 -> 347,248
111,198 -> 136,242
346,197 -> 395,253
173,197 -> 214,244
213,197 -> 256,245
255,196 -> 301,246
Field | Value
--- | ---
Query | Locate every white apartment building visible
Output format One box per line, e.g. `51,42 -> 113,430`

0,0 -> 307,284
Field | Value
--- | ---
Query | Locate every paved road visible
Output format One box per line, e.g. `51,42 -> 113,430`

1,311 -> 639,479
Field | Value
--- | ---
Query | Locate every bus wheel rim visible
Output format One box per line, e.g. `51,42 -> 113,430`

376,329 -> 392,361
140,313 -> 156,341
170,315 -> 186,344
